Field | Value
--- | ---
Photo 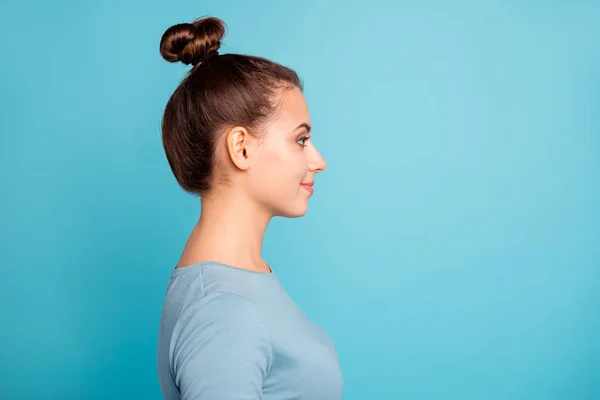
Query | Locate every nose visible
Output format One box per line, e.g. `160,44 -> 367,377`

308,144 -> 327,173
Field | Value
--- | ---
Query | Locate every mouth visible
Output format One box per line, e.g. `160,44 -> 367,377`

300,181 -> 314,195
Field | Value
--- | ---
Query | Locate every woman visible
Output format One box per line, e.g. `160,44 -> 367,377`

156,16 -> 344,399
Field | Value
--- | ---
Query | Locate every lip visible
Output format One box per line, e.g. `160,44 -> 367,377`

300,181 -> 314,195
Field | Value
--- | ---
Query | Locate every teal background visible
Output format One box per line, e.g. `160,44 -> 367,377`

1,1 -> 599,399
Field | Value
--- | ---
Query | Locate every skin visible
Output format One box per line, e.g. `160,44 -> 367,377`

176,87 -> 327,273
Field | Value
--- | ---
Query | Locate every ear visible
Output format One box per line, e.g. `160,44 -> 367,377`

225,126 -> 252,171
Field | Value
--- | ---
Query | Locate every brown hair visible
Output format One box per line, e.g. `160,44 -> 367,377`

159,16 -> 303,195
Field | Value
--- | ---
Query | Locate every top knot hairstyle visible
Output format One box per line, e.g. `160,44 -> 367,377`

159,17 -> 303,195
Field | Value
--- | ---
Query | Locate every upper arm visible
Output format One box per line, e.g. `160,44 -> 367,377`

171,292 -> 272,400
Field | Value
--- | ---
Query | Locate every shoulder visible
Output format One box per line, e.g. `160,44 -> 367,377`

178,290 -> 264,325
172,291 -> 273,358
171,291 -> 274,386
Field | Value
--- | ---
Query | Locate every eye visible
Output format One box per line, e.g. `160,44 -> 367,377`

297,136 -> 310,147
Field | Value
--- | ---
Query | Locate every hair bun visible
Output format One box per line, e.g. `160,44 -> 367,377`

159,17 -> 226,65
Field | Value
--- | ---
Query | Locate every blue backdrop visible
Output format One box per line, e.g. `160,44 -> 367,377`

1,1 -> 599,399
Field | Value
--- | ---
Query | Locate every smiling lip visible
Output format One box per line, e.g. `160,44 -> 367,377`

300,181 -> 314,195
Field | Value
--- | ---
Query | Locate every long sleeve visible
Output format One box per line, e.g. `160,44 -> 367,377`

171,291 -> 273,400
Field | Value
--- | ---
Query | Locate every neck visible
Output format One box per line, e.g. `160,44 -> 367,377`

178,186 -> 272,273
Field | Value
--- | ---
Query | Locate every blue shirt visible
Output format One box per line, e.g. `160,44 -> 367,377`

157,261 -> 344,399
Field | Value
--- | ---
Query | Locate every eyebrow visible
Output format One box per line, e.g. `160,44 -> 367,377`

291,123 -> 311,134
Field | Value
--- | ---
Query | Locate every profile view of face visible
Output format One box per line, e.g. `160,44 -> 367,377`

246,87 -> 327,218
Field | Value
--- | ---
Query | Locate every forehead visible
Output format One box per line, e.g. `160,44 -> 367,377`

270,87 -> 310,130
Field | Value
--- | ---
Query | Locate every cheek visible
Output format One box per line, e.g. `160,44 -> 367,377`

253,146 -> 306,187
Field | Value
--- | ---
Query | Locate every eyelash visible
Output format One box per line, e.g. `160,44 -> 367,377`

297,136 -> 310,146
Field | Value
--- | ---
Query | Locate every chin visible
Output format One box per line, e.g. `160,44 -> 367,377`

277,201 -> 309,218
279,208 -> 308,218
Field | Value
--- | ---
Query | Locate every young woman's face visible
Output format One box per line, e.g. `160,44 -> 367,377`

248,87 -> 327,217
